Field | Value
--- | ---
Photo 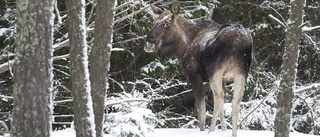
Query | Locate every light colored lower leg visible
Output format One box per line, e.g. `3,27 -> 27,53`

209,95 -> 223,132
198,97 -> 206,131
219,103 -> 227,131
231,76 -> 245,137
208,75 -> 224,132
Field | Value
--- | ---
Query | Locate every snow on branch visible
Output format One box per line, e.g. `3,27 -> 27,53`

53,99 -> 73,104
302,25 -> 320,32
0,94 -> 13,101
0,60 -> 14,75
106,98 -> 149,106
294,83 -> 320,93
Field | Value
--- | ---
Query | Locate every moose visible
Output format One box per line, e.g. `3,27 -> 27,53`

144,2 -> 252,137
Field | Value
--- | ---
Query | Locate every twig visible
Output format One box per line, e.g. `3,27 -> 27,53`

0,60 -> 14,75
113,35 -> 146,45
108,77 -> 126,91
295,94 -> 315,131
238,84 -> 277,128
298,21 -> 309,29
152,89 -> 192,101
86,2 -> 96,26
53,54 -> 69,60
114,0 -> 163,24
106,98 -> 149,106
0,94 -> 13,99
53,99 -> 73,104
302,25 -> 320,32
268,14 -> 287,29
53,39 -> 69,50
294,83 -> 320,93
115,1 -> 133,11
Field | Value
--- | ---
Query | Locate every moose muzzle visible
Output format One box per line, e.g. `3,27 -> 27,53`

144,41 -> 156,53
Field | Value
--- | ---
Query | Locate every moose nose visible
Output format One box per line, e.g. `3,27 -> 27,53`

146,41 -> 152,48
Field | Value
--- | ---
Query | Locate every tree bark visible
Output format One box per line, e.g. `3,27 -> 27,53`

274,0 -> 305,137
65,0 -> 96,136
89,0 -> 115,137
12,0 -> 54,137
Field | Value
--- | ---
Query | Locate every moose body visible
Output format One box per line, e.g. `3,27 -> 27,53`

145,3 -> 252,137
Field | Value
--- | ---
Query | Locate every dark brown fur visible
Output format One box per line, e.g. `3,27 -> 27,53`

145,3 -> 252,137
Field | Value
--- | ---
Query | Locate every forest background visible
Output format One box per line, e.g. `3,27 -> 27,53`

0,0 -> 319,136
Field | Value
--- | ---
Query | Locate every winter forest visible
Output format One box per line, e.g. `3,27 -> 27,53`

0,0 -> 320,137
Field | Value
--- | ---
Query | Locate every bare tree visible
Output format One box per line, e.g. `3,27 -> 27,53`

11,0 -> 54,136
89,0 -> 115,137
65,0 -> 96,136
273,0 -> 305,137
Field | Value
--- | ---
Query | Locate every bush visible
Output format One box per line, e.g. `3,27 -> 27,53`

105,91 -> 163,137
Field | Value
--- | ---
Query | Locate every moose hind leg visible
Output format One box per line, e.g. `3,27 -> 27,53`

231,75 -> 245,137
209,75 -> 224,132
194,90 -> 206,131
191,77 -> 206,131
219,102 -> 227,131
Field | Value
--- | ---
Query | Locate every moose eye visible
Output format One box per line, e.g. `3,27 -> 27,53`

163,22 -> 170,28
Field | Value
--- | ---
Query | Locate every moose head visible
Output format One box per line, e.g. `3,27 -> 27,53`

145,2 -> 187,59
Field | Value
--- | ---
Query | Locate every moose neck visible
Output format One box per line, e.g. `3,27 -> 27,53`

173,15 -> 199,60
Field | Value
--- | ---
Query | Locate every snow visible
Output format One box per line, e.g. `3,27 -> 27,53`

141,59 -> 168,73
0,28 -> 9,36
51,128 -> 318,137
302,26 -> 320,32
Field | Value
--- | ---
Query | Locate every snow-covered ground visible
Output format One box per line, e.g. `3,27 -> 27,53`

52,128 -> 319,137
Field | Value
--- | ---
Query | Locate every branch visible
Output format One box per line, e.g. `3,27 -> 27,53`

238,82 -> 278,128
113,35 -> 146,45
295,94 -> 315,129
302,25 -> 320,32
106,98 -> 149,106
268,14 -> 287,29
294,83 -> 320,93
53,99 -> 73,104
53,39 -> 69,50
0,94 -> 13,100
0,60 -> 14,75
53,54 -> 69,60
152,89 -> 192,101
114,0 -> 163,24
115,1 -> 133,11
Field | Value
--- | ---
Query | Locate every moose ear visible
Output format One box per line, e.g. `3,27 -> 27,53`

151,5 -> 163,15
171,1 -> 181,17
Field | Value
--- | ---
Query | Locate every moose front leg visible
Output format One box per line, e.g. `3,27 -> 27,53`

189,74 -> 206,131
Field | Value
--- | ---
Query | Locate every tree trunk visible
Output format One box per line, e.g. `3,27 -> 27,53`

274,0 -> 305,137
12,0 -> 54,137
89,0 -> 115,137
65,0 -> 96,137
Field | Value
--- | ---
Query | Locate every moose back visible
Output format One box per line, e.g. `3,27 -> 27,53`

144,2 -> 252,137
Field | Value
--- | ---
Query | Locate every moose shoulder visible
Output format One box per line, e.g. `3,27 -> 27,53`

145,2 -> 252,137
